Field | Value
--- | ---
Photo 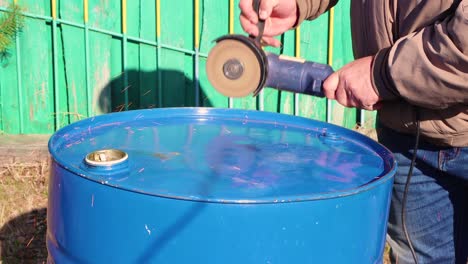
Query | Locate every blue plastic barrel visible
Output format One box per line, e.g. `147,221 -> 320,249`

47,108 -> 396,263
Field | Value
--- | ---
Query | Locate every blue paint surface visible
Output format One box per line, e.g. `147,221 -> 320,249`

49,108 -> 393,202
47,108 -> 396,263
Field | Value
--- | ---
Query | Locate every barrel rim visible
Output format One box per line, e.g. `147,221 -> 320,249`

48,107 -> 397,204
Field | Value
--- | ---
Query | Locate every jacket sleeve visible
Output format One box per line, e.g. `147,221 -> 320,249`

372,0 -> 468,109
295,0 -> 338,26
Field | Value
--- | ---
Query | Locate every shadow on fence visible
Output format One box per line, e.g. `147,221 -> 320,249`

98,69 -> 212,113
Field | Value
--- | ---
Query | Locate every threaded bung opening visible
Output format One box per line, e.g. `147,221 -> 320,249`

85,149 -> 128,167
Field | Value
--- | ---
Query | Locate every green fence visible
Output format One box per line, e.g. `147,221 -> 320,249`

0,0 -> 376,135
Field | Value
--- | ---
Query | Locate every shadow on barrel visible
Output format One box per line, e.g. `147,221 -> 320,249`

98,68 -> 212,112
134,165 -> 229,262
0,208 -> 48,263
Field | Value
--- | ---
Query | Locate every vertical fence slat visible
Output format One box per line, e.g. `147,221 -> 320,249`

198,0 -> 229,108
122,0 -> 129,110
0,4 -> 20,133
231,1 -> 256,111
297,16 -> 327,121
15,0 -> 24,133
51,0 -> 60,129
160,0 -> 190,107
330,0 -> 357,128
156,0 -> 162,107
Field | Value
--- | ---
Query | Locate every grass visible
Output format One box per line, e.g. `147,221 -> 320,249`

0,161 -> 49,263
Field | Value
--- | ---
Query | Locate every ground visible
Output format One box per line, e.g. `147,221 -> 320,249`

0,133 -> 390,263
0,161 -> 48,263
0,135 -> 49,263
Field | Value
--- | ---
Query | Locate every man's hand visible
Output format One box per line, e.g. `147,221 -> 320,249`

323,56 -> 382,111
239,0 -> 298,47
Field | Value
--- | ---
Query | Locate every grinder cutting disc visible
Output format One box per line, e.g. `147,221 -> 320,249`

206,35 -> 266,97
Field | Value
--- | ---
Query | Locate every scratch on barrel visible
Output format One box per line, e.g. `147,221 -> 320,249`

65,140 -> 82,148
94,122 -> 123,129
125,126 -> 135,134
145,224 -> 151,235
135,113 -> 144,120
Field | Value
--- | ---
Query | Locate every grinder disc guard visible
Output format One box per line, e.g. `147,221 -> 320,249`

206,35 -> 266,97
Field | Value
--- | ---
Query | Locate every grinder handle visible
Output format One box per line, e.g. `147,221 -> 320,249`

264,53 -> 334,97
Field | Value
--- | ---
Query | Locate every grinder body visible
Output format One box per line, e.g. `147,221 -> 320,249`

206,35 -> 334,98
265,53 -> 333,97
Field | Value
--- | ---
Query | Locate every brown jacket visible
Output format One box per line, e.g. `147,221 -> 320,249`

296,0 -> 468,147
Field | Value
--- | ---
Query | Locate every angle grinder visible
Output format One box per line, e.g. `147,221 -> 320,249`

206,0 -> 334,98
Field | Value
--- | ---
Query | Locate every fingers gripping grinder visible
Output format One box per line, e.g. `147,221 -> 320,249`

206,2 -> 334,98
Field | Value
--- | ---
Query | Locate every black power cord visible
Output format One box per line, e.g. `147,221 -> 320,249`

401,111 -> 421,264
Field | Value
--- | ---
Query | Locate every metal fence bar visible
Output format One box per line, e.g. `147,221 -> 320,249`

258,89 -> 264,111
156,0 -> 162,107
51,0 -> 60,129
122,0 -> 129,111
327,8 -> 334,123
257,5 -> 265,111
228,0 -> 234,108
84,0 -> 92,116
194,0 -> 200,107
360,106 -> 366,127
294,26 -> 301,116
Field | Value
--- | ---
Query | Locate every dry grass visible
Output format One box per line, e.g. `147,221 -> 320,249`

354,124 -> 378,141
0,161 -> 49,263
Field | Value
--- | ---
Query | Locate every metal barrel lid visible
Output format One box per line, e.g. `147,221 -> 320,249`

49,108 -> 396,203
